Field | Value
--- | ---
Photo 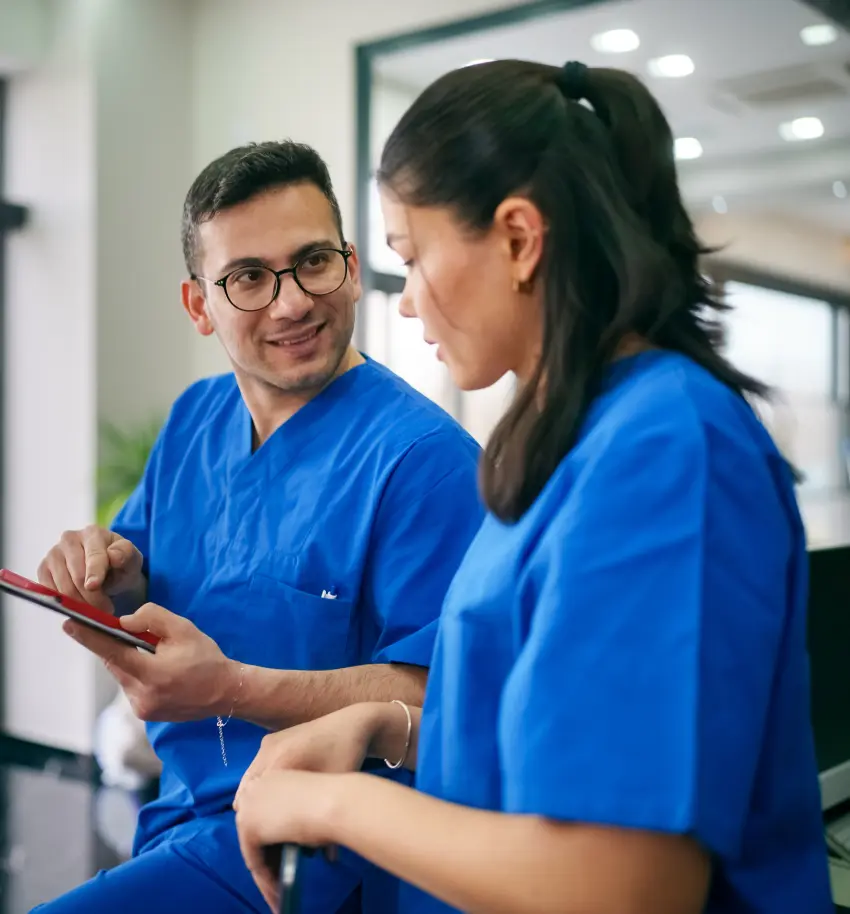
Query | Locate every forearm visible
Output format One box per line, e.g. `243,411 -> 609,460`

327,775 -> 708,914
329,774 -> 570,914
234,662 -> 427,732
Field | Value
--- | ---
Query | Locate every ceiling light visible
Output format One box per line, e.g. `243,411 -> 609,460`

674,137 -> 703,160
800,23 -> 838,46
647,54 -> 695,78
464,58 -> 494,67
779,116 -> 824,141
590,29 -> 640,54
712,195 -> 728,214
834,180 -> 848,200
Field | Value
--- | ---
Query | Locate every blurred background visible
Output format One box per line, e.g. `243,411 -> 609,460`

0,0 -> 849,910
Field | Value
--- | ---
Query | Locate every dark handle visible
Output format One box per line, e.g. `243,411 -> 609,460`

273,844 -> 337,914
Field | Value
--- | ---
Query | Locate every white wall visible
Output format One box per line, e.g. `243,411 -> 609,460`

0,0 -> 49,70
2,0 -> 198,751
93,0 -> 196,428
3,0 -> 99,753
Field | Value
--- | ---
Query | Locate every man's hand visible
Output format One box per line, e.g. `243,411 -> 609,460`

63,602 -> 239,722
38,525 -> 144,614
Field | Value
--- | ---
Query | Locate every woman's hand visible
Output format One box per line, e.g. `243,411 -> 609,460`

236,703 -> 379,803
235,700 -> 417,806
234,770 -> 348,912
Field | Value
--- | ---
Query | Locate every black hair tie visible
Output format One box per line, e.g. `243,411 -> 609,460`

557,60 -> 589,101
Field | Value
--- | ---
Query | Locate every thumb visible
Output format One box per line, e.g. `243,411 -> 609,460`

121,602 -> 181,638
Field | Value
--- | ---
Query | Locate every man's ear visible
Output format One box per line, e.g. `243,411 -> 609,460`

345,242 -> 363,302
182,278 -> 214,336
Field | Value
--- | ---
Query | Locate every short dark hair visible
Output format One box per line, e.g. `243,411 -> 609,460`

378,60 -> 768,523
181,140 -> 344,275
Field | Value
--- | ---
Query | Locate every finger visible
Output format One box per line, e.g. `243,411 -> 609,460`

106,537 -> 141,574
236,816 -> 280,913
81,527 -> 111,590
120,603 -> 182,638
47,552 -> 113,613
63,620 -> 150,678
256,868 -> 280,914
37,557 -> 58,590
62,536 -> 90,597
234,773 -> 251,809
46,553 -> 89,604
234,760 -> 266,808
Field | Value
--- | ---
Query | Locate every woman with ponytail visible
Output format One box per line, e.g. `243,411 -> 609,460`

234,60 -> 832,914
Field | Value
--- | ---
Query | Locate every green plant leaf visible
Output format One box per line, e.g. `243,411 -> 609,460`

97,418 -> 163,518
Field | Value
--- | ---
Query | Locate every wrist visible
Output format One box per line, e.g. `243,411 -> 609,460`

322,772 -> 368,847
213,658 -> 246,718
364,701 -> 408,762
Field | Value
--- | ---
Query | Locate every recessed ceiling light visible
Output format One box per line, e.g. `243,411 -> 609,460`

648,54 -> 695,78
800,23 -> 838,46
834,180 -> 848,199
590,29 -> 640,54
779,116 -> 824,141
674,137 -> 703,160
463,58 -> 494,67
712,195 -> 728,214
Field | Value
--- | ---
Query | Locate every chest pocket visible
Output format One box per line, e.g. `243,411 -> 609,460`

243,573 -> 355,671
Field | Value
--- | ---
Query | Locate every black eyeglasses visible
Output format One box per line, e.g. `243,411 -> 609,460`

195,247 -> 352,312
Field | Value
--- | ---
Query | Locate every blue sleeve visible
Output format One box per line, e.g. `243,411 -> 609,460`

365,430 -> 483,668
499,413 -> 793,859
110,431 -> 165,572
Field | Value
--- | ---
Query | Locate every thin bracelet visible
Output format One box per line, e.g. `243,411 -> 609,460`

384,699 -> 412,770
216,663 -> 245,768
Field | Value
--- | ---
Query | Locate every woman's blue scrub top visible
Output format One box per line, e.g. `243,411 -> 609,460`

112,359 -> 483,913
407,351 -> 832,913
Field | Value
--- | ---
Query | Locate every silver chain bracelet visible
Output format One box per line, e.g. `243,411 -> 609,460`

216,663 -> 245,767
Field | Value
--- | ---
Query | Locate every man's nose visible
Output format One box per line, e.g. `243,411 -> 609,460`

267,274 -> 315,322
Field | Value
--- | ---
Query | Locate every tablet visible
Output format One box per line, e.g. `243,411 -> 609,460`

0,569 -> 159,653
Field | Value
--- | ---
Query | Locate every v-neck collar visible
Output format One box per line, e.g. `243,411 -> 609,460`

227,357 -> 378,480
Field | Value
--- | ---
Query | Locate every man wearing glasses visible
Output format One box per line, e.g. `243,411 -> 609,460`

34,142 -> 482,914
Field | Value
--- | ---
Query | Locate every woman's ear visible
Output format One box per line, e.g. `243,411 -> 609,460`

493,197 -> 546,287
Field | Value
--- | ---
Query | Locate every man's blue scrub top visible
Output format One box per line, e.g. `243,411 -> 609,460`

112,358 -> 483,913
406,350 -> 832,914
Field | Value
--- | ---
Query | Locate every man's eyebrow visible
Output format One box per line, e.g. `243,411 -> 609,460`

218,255 -> 268,275
217,239 -> 342,276
290,238 -> 343,262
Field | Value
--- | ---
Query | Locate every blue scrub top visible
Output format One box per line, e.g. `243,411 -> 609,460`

406,351 -> 832,913
112,358 -> 483,914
